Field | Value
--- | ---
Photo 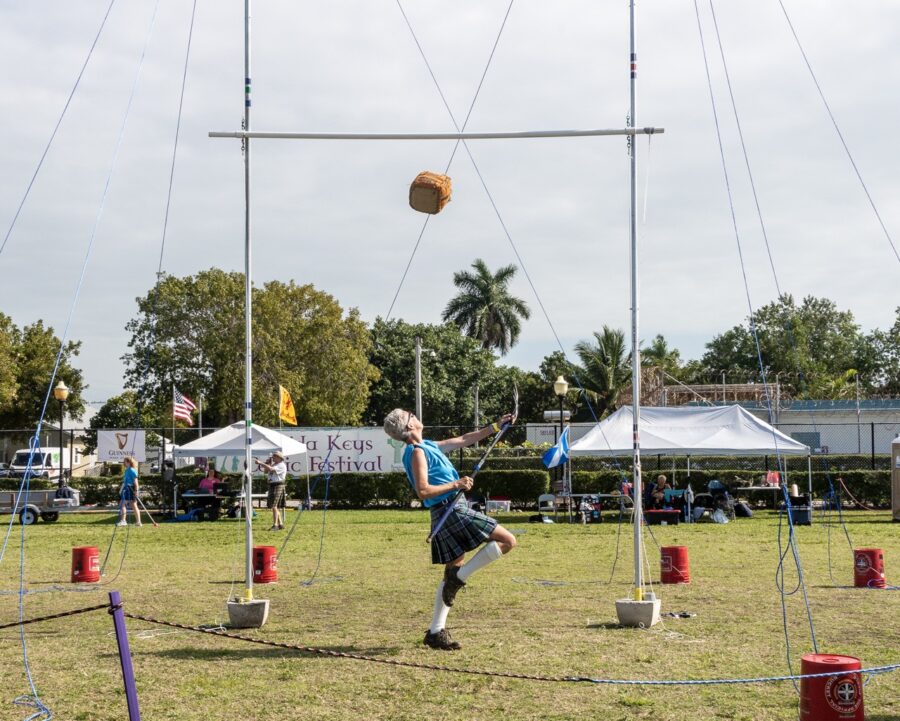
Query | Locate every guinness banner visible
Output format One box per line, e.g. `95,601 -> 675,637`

98,430 -> 147,462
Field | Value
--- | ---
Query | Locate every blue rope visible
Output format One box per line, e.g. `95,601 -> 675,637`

566,662 -> 900,686
0,0 -> 118,259
0,4 -> 162,716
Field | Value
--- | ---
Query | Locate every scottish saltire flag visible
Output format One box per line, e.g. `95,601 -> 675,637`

542,426 -> 570,469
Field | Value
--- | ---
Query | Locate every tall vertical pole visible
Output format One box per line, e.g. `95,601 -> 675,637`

58,399 -> 65,488
243,0 -> 255,601
558,395 -> 565,492
171,383 -> 177,517
415,337 -> 423,422
628,0 -> 644,600
198,395 -> 203,438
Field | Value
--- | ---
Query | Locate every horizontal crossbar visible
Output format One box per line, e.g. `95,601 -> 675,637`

209,127 -> 664,141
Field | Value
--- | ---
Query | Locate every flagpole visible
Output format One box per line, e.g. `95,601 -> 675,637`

198,394 -> 203,438
171,382 -> 177,518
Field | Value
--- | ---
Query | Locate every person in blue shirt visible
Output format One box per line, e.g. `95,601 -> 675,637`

384,408 -> 517,651
117,456 -> 141,527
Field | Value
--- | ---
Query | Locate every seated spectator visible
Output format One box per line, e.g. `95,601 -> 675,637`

648,474 -> 671,509
198,465 -> 219,493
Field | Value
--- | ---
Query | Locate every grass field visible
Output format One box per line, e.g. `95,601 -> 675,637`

0,508 -> 898,720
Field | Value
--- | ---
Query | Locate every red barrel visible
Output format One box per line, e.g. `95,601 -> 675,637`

660,546 -> 691,584
253,545 -> 278,583
800,654 -> 864,721
71,546 -> 100,583
854,548 -> 886,589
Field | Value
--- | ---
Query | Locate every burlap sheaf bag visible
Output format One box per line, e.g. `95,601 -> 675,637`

409,171 -> 452,214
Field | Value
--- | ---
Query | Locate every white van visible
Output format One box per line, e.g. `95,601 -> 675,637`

9,448 -> 73,481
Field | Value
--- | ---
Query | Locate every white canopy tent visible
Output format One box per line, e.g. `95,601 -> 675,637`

170,423 -> 308,524
173,422 -> 307,459
571,405 -> 809,456
570,405 -> 812,496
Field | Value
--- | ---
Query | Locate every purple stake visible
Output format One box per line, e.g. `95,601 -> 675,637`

109,591 -> 141,721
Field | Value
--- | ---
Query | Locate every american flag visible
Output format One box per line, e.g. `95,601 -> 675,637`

173,387 -> 197,425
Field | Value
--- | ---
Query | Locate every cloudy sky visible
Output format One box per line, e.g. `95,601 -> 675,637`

1,1 -> 898,407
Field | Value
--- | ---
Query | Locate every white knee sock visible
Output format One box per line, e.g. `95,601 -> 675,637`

457,541 -> 503,583
429,582 -> 451,634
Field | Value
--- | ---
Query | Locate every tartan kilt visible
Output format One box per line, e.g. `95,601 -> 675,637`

267,483 -> 286,508
429,500 -> 497,565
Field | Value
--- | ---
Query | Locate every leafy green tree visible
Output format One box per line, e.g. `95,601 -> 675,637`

573,326 -> 630,418
366,318 -> 511,430
701,295 -> 865,398
0,313 -> 17,411
857,307 -> 900,396
0,316 -> 86,430
123,269 -> 374,428
442,259 -> 530,355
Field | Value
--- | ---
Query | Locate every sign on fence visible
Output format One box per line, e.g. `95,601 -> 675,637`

98,430 -> 146,462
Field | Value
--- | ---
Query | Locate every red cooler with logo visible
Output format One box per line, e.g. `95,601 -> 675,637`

660,546 -> 691,584
71,546 -> 100,583
799,654 -> 864,721
853,548 -> 885,588
253,545 -> 278,583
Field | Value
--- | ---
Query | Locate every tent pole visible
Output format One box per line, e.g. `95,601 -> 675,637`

807,454 -> 812,504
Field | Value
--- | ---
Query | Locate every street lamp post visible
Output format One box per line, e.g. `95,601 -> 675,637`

53,381 -> 69,488
554,375 -> 569,494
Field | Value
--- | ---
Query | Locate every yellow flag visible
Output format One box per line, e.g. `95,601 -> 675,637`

279,385 -> 298,425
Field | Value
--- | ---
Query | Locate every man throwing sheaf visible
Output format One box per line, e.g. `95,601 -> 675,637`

383,409 -> 517,651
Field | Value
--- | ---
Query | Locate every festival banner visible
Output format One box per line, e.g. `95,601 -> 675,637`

214,427 -> 402,476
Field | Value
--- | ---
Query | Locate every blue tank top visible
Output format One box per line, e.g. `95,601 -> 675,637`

402,440 -> 459,508
123,467 -> 137,488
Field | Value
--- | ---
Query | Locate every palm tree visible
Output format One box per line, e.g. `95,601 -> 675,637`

574,326 -> 631,417
642,334 -> 682,377
442,259 -> 530,355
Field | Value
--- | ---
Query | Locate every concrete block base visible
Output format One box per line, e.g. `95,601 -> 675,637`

615,597 -> 661,628
227,598 -> 270,628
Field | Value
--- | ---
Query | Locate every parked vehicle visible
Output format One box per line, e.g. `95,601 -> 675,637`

9,448 -> 73,481
0,462 -> 13,478
0,487 -> 81,524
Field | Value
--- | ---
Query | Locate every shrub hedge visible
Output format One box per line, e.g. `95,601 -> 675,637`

2,463 -> 888,509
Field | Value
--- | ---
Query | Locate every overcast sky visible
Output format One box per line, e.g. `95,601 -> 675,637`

1,1 -> 898,408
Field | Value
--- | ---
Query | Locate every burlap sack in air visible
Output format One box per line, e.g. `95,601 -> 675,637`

409,171 -> 452,214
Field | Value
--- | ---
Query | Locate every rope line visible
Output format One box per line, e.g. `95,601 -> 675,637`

121,611 -> 900,686
3,604 -> 898,686
0,0 -> 118,258
395,0 -> 651,592
694,1 -> 819,675
0,603 -> 111,632
384,0 -> 514,321
775,0 -> 899,266
157,0 -> 200,272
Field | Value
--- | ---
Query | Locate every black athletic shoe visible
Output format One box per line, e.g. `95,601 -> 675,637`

423,628 -> 461,651
442,565 -> 466,607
